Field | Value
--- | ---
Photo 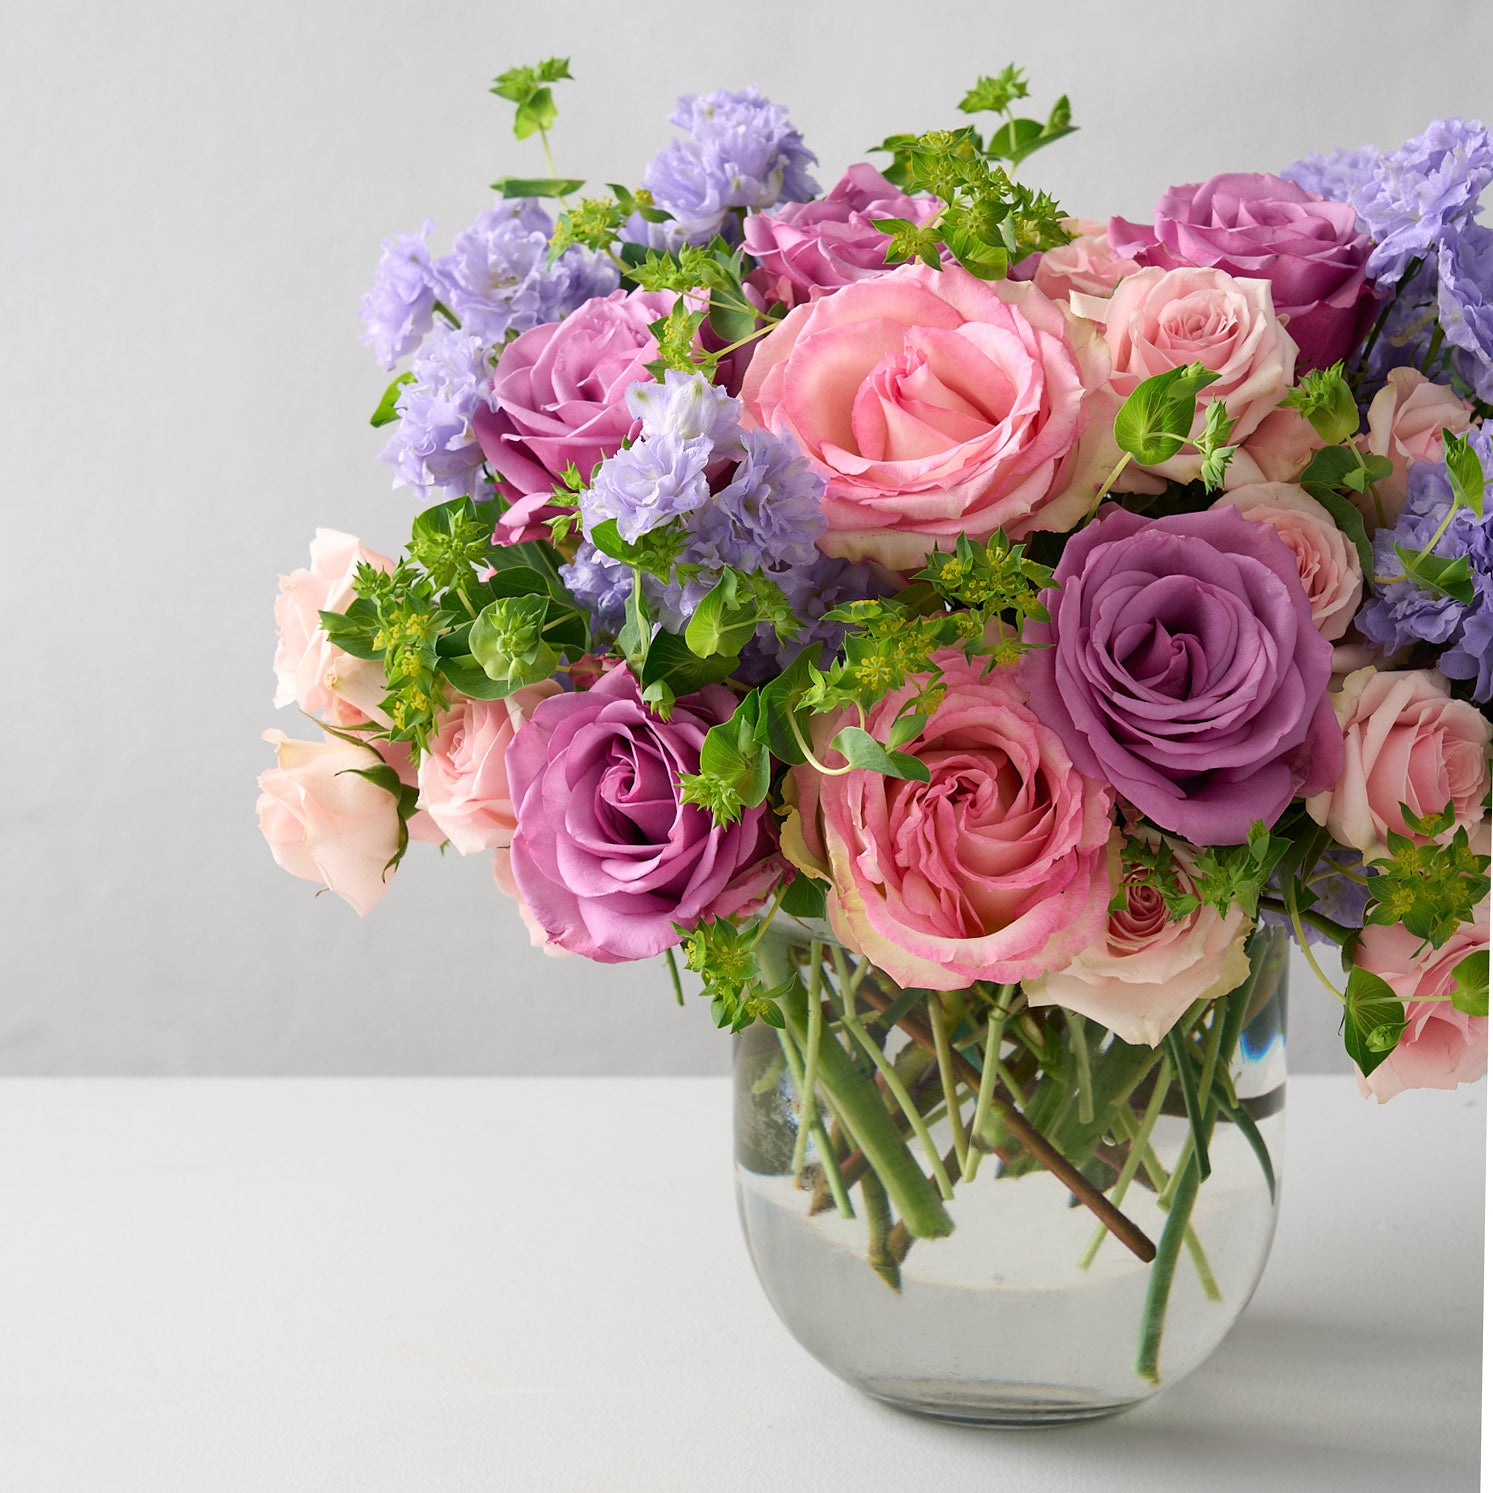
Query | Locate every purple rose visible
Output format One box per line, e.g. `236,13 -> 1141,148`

494,666 -> 779,962
474,289 -> 674,542
1021,507 -> 1342,845
742,164 -> 939,306
1109,172 -> 1376,372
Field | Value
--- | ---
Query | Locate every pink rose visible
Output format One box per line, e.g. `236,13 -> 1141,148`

1074,266 -> 1298,485
1210,482 -> 1363,640
782,652 -> 1114,989
1026,833 -> 1251,1047
1305,667 -> 1492,860
273,530 -> 393,725
256,730 -> 405,916
1357,368 -> 1475,526
1013,218 -> 1142,303
742,163 -> 940,306
1108,173 -> 1375,372
1352,897 -> 1489,1102
474,289 -> 675,542
1226,406 -> 1322,487
417,682 -> 562,855
740,261 -> 1110,569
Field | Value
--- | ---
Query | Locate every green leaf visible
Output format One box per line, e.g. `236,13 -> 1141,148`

617,574 -> 651,672
638,629 -> 738,697
758,647 -> 819,766
490,176 -> 585,199
513,89 -> 558,141
829,726 -> 932,782
684,573 -> 759,660
469,594 -> 558,690
1113,363 -> 1221,466
1298,444 -> 1363,491
1164,1027 -> 1212,1182
885,711 -> 929,751
437,654 -> 516,700
1444,429 -> 1487,519
1450,952 -> 1489,1018
985,117 -> 1044,162
370,373 -> 413,428
1343,966 -> 1408,1078
1393,543 -> 1476,604
780,873 -> 828,921
1307,487 -> 1375,581
1281,362 -> 1359,445
958,67 -> 1029,115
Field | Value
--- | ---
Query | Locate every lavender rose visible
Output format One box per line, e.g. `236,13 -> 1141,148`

493,666 -> 779,962
1022,506 -> 1342,845
742,163 -> 939,306
473,289 -> 674,542
1108,172 -> 1375,372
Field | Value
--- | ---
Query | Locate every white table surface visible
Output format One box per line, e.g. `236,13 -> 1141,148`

0,1075 -> 1481,1492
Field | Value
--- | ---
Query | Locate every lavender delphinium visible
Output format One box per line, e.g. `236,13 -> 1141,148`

1281,145 -> 1380,214
359,221 -> 438,370
379,328 -> 492,501
1438,222 -> 1493,401
433,200 -> 618,345
638,87 -> 819,245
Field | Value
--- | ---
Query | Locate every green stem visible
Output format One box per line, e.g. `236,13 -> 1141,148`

1135,1155 -> 1201,1384
789,946 -> 825,1176
1078,1055 -> 1171,1270
860,1170 -> 901,1290
929,998 -> 970,1176
663,947 -> 684,1007
962,1011 -> 1004,1184
774,1026 -> 853,1220
1063,1010 -> 1095,1125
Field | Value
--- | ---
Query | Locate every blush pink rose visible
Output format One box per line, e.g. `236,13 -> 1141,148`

273,530 -> 393,725
1353,896 -> 1489,1102
782,652 -> 1115,989
1012,218 -> 1142,303
1225,406 -> 1322,487
742,164 -> 940,306
1210,483 -> 1363,640
417,682 -> 562,855
740,260 -> 1111,569
1026,833 -> 1251,1047
1073,266 -> 1298,485
1305,667 -> 1492,860
256,730 -> 405,916
474,289 -> 675,542
1357,367 -> 1475,526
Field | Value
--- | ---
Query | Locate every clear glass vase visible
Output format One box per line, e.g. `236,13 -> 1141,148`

734,919 -> 1287,1426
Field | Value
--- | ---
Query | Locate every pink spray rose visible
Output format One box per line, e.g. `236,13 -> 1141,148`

256,730 -> 405,916
1026,833 -> 1251,1047
1305,667 -> 1492,861
1073,266 -> 1298,485
739,260 -> 1111,569
742,163 -> 940,306
1022,505 -> 1342,845
417,682 -> 562,855
782,652 -> 1115,990
474,289 -> 675,542
494,666 -> 779,962
1108,172 -> 1375,372
1012,218 -> 1142,303
1357,367 -> 1475,526
1226,406 -> 1323,488
1353,896 -> 1489,1102
273,529 -> 393,725
1210,483 -> 1363,640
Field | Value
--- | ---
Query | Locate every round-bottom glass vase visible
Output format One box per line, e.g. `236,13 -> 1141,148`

734,920 -> 1287,1426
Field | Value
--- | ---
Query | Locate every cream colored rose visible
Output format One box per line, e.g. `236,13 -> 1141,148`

1025,833 -> 1251,1047
1305,667 -> 1492,860
1210,482 -> 1363,639
1357,368 -> 1474,528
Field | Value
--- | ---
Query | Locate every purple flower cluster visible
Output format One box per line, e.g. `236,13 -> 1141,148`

639,88 -> 818,245
1438,222 -> 1493,401
379,328 -> 492,500
1280,146 -> 1380,212
1352,118 -> 1493,283
359,221 -> 438,370
562,371 -> 830,641
1357,428 -> 1493,699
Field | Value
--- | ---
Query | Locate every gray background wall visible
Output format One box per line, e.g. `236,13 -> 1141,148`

5,0 -> 1489,1075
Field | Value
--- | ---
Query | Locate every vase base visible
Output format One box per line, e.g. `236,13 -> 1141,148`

859,1378 -> 1146,1428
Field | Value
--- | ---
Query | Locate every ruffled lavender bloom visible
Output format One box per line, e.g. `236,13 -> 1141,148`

1438,222 -> 1493,401
379,328 -> 491,500
1280,145 -> 1381,211
584,432 -> 715,543
693,427 -> 826,575
640,87 -> 819,245
360,220 -> 438,369
628,369 -> 743,449
433,200 -> 618,345
1353,118 -> 1493,283
560,544 -> 632,630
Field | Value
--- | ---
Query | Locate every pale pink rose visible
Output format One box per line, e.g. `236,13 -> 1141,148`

782,651 -> 1114,989
740,260 -> 1112,570
1305,667 -> 1492,860
256,730 -> 405,916
1019,218 -> 1142,303
1210,482 -> 1363,639
273,529 -> 393,725
417,683 -> 562,854
1073,266 -> 1298,485
1353,896 -> 1489,1102
1225,406 -> 1322,487
1026,833 -> 1251,1047
1357,367 -> 1475,527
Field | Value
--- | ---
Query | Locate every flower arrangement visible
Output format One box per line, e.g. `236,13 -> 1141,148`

258,61 -> 1491,1405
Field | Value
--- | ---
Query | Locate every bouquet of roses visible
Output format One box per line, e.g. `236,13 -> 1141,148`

258,61 -> 1491,1398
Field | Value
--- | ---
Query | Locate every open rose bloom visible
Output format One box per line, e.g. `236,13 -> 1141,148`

259,70 -> 1493,1410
